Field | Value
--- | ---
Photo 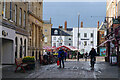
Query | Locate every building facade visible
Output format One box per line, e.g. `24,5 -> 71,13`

28,2 -> 44,61
73,27 -> 97,54
51,27 -> 73,47
105,0 -> 120,64
97,22 -> 106,56
1,2 -> 29,64
43,19 -> 52,47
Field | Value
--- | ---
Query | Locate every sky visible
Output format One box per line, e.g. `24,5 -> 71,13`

43,2 -> 106,28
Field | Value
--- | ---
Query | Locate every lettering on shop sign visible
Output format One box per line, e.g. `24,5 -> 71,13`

2,30 -> 8,37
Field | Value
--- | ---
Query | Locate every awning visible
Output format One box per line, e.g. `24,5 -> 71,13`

98,38 -> 115,47
56,45 -> 78,51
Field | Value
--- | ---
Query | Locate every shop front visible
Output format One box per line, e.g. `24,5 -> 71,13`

0,26 -> 15,64
115,26 -> 120,66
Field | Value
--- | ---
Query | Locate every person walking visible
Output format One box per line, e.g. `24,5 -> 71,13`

85,52 -> 88,61
58,48 -> 65,68
77,51 -> 80,61
89,48 -> 97,69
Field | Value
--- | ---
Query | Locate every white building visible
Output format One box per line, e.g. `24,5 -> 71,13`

73,27 -> 97,54
51,28 -> 73,47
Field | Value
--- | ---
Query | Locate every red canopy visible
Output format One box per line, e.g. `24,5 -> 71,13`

56,45 -> 71,50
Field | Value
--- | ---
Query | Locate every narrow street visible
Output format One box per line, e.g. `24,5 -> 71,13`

26,60 -> 119,78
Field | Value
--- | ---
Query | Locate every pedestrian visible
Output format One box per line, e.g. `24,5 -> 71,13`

58,48 -> 65,68
77,51 -> 80,61
89,48 -> 97,69
85,52 -> 88,61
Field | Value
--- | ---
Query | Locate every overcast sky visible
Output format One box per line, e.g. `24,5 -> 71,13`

43,2 -> 106,28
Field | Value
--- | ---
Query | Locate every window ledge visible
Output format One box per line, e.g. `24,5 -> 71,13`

3,17 -> 7,20
9,20 -> 14,23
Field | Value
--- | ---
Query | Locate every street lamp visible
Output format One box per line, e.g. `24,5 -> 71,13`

78,13 -> 80,50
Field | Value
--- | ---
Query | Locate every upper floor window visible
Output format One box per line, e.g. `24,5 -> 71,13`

23,11 -> 26,28
102,34 -> 104,38
54,30 -> 58,34
91,33 -> 93,37
19,8 -> 22,26
44,37 -> 47,43
53,37 -> 56,40
15,5 -> 17,23
45,29 -> 47,32
3,0 -> 6,18
10,2 -> 12,20
84,33 -> 87,37
84,41 -> 87,46
69,38 -> 71,40
91,41 -> 93,45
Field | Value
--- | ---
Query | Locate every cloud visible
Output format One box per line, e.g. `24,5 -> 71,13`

43,0 -> 106,2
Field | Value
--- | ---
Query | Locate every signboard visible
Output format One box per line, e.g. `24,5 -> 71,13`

113,19 -> 120,24
100,47 -> 106,56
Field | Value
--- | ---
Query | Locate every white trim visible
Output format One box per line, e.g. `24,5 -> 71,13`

3,17 -> 7,20
9,20 -> 14,23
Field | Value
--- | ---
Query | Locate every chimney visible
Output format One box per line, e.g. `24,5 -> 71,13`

59,26 -> 63,29
64,21 -> 67,30
81,21 -> 83,28
97,21 -> 99,29
50,17 -> 51,24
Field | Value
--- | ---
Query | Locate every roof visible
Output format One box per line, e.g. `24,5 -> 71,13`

66,28 -> 73,31
51,28 -> 71,36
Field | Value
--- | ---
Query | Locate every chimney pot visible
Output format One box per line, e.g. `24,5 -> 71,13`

81,22 -> 83,28
65,21 -> 67,30
97,21 -> 99,29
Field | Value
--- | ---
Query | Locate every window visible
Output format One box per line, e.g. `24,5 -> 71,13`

91,41 -> 93,45
69,43 -> 71,46
53,43 -> 56,47
45,29 -> 47,32
3,0 -> 6,18
53,37 -> 56,40
91,33 -> 93,37
69,38 -> 71,40
44,37 -> 47,42
15,5 -> 17,23
84,41 -> 87,46
19,8 -> 22,26
23,11 -> 26,27
10,2 -> 12,20
102,34 -> 104,38
54,30 -> 58,34
84,33 -> 87,37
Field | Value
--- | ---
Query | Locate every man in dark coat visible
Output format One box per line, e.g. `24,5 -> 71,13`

89,48 -> 97,68
77,51 -> 80,61
58,48 -> 65,68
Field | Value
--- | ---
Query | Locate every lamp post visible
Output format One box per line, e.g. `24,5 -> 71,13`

78,13 -> 80,50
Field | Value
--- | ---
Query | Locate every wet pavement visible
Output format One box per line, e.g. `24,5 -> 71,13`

26,61 -> 120,78
2,58 -> 120,79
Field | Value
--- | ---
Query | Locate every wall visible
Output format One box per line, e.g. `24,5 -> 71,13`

73,27 -> 97,53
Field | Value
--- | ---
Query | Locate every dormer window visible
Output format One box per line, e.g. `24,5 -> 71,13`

54,30 -> 58,34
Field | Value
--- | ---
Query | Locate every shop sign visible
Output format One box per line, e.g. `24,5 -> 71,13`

113,19 -> 120,24
2,30 -> 8,37
100,47 -> 106,56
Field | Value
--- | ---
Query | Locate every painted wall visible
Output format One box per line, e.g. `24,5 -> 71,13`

73,27 -> 97,53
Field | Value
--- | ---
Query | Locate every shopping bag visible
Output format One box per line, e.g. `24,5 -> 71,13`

57,60 -> 59,66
